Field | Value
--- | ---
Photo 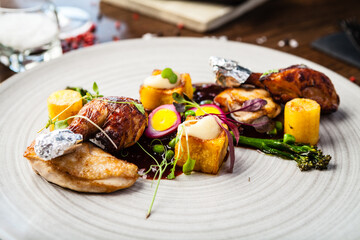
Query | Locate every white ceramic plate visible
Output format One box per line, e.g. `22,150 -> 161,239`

0,38 -> 359,240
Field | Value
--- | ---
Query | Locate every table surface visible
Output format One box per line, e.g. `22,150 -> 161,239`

1,0 -> 360,86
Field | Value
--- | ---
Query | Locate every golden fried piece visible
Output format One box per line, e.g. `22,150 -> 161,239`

245,65 -> 339,113
23,142 -> 138,193
214,88 -> 281,123
139,70 -> 193,111
175,116 -> 228,174
68,96 -> 147,152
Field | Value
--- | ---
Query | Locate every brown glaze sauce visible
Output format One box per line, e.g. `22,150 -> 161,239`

115,132 -> 182,179
118,83 -> 281,179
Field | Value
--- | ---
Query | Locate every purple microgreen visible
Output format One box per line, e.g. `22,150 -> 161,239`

249,116 -> 274,133
214,117 -> 235,173
173,102 -> 186,113
227,99 -> 267,114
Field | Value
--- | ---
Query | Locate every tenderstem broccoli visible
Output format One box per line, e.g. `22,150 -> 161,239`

235,133 -> 331,171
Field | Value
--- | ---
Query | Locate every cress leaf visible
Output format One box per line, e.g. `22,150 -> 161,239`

182,93 -> 192,102
182,157 -> 196,175
134,102 -> 145,115
172,92 -> 186,103
167,171 -> 175,180
260,69 -> 279,79
66,86 -> 88,97
173,102 -> 186,113
45,116 -> 53,129
54,119 -> 69,130
93,82 -> 99,95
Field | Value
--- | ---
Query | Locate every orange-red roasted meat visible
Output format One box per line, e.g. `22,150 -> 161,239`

245,65 -> 339,113
68,96 -> 147,152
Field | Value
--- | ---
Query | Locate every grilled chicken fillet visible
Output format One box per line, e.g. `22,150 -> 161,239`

24,142 -> 138,193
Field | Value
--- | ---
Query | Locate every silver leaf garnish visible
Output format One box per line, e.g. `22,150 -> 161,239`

34,129 -> 83,160
209,56 -> 252,87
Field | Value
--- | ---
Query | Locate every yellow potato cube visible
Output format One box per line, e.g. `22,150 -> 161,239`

47,90 -> 83,130
284,98 -> 320,145
139,70 -> 193,111
175,117 -> 228,174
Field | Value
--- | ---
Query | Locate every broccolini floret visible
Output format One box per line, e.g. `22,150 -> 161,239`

235,134 -> 331,171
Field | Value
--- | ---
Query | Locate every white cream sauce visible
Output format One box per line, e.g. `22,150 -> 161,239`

186,116 -> 221,140
143,72 -> 181,89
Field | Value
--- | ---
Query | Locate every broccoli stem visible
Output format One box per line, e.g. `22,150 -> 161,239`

236,135 -> 331,171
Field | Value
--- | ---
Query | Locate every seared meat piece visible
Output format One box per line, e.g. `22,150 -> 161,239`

214,88 -> 281,123
24,142 -> 138,193
245,65 -> 339,113
68,96 -> 147,152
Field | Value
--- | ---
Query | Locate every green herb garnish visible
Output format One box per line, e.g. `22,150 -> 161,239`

137,141 -> 175,218
161,68 -> 178,84
260,69 -> 279,78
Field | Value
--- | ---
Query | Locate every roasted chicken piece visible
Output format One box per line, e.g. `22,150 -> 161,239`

214,88 -> 281,123
24,142 -> 139,193
245,65 -> 339,113
68,96 -> 147,152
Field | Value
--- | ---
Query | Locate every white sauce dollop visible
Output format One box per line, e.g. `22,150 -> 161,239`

186,116 -> 221,140
143,72 -> 181,89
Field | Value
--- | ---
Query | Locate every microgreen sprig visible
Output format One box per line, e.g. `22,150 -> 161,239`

136,141 -> 174,219
172,92 -> 205,114
52,114 -> 118,149
67,82 -> 103,104
260,69 -> 279,79
102,100 -> 145,115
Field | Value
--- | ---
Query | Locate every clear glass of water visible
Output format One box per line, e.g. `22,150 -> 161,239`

0,0 -> 62,72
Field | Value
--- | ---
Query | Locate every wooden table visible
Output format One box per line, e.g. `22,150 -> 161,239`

1,0 -> 360,86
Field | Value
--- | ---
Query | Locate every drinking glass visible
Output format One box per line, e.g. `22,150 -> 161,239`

0,0 -> 62,72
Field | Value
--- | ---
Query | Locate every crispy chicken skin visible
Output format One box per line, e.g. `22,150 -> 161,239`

23,142 -> 139,193
68,96 -> 147,152
245,65 -> 339,113
214,88 -> 281,123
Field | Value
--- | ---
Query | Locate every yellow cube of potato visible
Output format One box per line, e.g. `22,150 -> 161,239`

284,98 -> 320,145
47,90 -> 83,130
175,117 -> 228,174
139,70 -> 193,111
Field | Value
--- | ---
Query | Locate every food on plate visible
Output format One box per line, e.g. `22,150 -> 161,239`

24,142 -> 138,193
23,59 -> 335,218
174,115 -> 228,174
284,98 -> 320,145
245,65 -> 339,113
214,88 -> 281,124
210,57 -> 339,113
68,96 -> 147,152
139,68 -> 193,110
189,104 -> 224,116
144,104 -> 181,138
235,134 -> 331,171
47,89 -> 83,129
